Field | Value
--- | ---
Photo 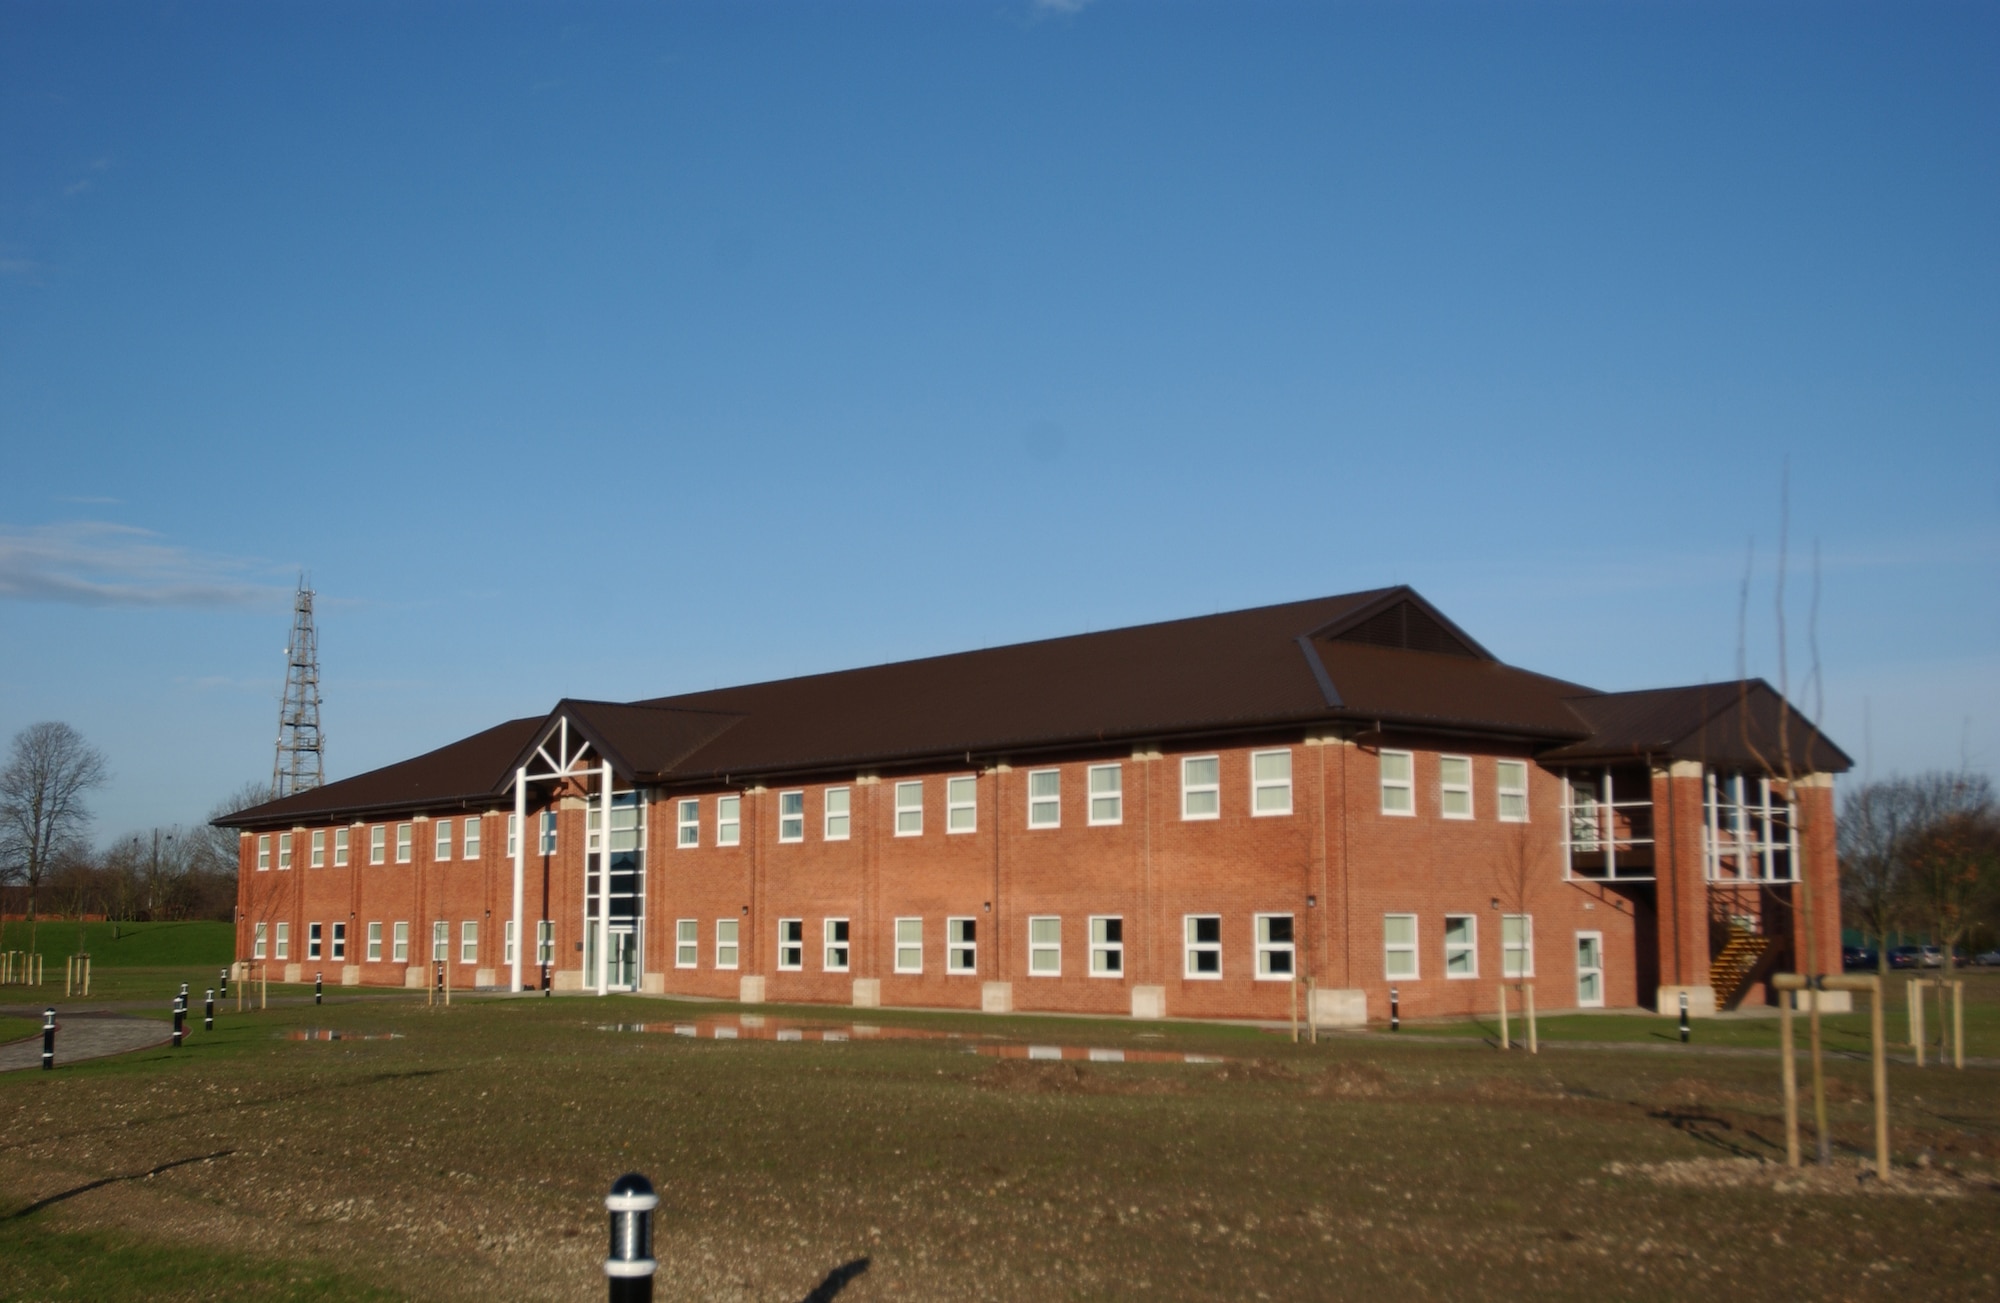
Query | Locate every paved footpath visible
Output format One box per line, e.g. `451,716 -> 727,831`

0,1012 -> 171,1072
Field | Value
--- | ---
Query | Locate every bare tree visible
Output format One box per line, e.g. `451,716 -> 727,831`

190,779 -> 272,877
0,721 -> 108,923
1901,772 -> 2000,973
1838,779 -> 1923,971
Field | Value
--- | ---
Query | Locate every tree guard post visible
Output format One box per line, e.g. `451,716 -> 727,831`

1952,981 -> 1965,1071
1524,984 -> 1538,1055
604,1172 -> 659,1302
1497,984 -> 1509,1050
1777,972 -> 1889,1176
1778,982 -> 1800,1166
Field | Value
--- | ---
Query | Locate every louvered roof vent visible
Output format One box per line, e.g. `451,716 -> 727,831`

1328,598 -> 1481,658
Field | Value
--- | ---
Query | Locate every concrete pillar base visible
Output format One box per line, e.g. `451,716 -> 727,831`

283,963 -> 302,983
551,968 -> 585,992
404,966 -> 426,989
641,972 -> 665,994
851,978 -> 881,1008
1657,984 -> 1717,1017
1310,988 -> 1368,1027
1131,985 -> 1166,1019
738,975 -> 766,1004
474,968 -> 496,989
340,966 -> 361,986
982,981 -> 1014,1013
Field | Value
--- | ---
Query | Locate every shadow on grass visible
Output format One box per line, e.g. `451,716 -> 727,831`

8,1149 -> 235,1219
797,1256 -> 870,1302
1647,1108 -> 1771,1160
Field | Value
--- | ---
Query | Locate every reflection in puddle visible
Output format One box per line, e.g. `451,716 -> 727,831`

599,1017 -> 1224,1063
283,1029 -> 404,1041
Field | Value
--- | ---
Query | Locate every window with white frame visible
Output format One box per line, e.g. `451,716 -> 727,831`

274,922 -> 290,960
1088,764 -> 1122,825
777,791 -> 805,842
716,919 -> 740,970
1444,915 -> 1476,977
778,919 -> 804,970
717,796 -> 741,846
947,776 -> 977,833
1502,914 -> 1534,978
894,917 -> 923,973
1439,756 -> 1473,819
463,816 -> 481,859
1089,916 -> 1123,976
1028,916 -> 1061,975
331,922 -> 346,961
1184,915 -> 1222,977
256,835 -> 270,871
507,814 -> 519,858
308,922 -> 323,961
1027,769 -> 1060,828
1252,750 -> 1293,816
825,787 -> 851,840
431,920 -> 448,962
536,920 -> 555,966
1496,761 -> 1529,822
894,781 -> 923,836
254,922 -> 268,959
1383,913 -> 1418,978
670,799 -> 696,848
504,919 -> 515,965
370,826 -> 387,865
946,918 -> 976,973
396,823 -> 413,864
539,811 -> 558,855
366,921 -> 383,962
1255,914 -> 1295,978
1576,932 -> 1604,1008
334,827 -> 350,867
1182,756 -> 1220,819
824,919 -> 850,971
676,919 -> 698,967
392,921 -> 409,963
278,833 -> 293,870
310,829 -> 326,868
1380,751 -> 1415,816
435,820 -> 453,861
460,921 -> 478,964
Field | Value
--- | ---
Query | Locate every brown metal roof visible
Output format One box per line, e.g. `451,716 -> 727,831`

1540,681 -> 1853,773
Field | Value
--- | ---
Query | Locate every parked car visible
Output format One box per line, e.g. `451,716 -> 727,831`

1975,949 -> 2000,967
1888,946 -> 1924,969
1842,946 -> 1878,971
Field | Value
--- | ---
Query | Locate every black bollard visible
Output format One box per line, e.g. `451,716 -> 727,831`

205,989 -> 215,1031
1390,986 -> 1400,1032
543,963 -> 552,998
604,1172 -> 658,1303
41,1007 -> 55,1070
315,972 -> 323,1006
1679,990 -> 1690,1044
173,994 -> 186,1047
219,966 -> 228,998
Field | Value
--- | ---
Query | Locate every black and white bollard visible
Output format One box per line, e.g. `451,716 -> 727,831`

1389,986 -> 1400,1032
604,1172 -> 658,1303
219,966 -> 228,998
1678,990 -> 1690,1044
41,1007 -> 55,1070
205,989 -> 215,1031
173,993 -> 186,1047
315,972 -> 323,1006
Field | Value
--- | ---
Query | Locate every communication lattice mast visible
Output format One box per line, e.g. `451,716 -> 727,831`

272,577 -> 325,798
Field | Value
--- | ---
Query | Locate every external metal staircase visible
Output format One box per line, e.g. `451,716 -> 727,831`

1710,926 -> 1773,1010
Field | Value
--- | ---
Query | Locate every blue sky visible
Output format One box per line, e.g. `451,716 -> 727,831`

2,1 -> 1995,843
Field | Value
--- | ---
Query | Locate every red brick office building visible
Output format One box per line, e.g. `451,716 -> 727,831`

224,587 -> 1849,1024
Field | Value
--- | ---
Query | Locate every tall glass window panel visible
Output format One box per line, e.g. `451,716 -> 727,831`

1088,765 -> 1123,825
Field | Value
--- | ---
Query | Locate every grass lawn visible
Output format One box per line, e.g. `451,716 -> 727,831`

0,1015 -> 38,1045
0,919 -> 235,968
1,988 -> 1996,1302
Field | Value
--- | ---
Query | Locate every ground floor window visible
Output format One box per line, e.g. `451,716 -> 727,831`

778,919 -> 804,970
331,922 -> 346,962
1028,916 -> 1061,975
254,922 -> 267,959
367,921 -> 383,962
1444,915 -> 1476,978
461,921 -> 478,965
895,918 -> 923,973
1255,914 -> 1294,979
824,919 -> 850,972
1383,914 -> 1417,979
1090,916 -> 1123,976
1503,914 -> 1534,978
536,920 -> 555,966
308,922 -> 323,961
393,921 -> 409,963
676,919 -> 698,968
1576,931 -> 1604,1008
274,922 -> 290,961
716,919 -> 740,970
946,918 -> 976,974
504,920 -> 515,965
1184,915 -> 1221,978
431,920 -> 448,963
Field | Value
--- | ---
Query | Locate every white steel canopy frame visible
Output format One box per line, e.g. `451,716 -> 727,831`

508,715 -> 623,996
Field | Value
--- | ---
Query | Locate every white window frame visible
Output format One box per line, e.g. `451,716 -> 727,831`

1380,751 -> 1415,817
1497,760 -> 1530,823
463,816 -> 481,859
366,921 -> 383,963
370,826 -> 387,865
330,921 -> 346,961
715,919 -> 740,970
777,918 -> 804,971
504,919 -> 515,965
274,922 -> 290,961
1251,750 -> 1293,817
676,799 -> 700,848
1383,913 -> 1418,979
278,833 -> 293,870
460,920 -> 478,965
1087,764 -> 1123,826
506,814 -> 518,858
334,827 -> 350,867
1254,913 -> 1295,979
1183,914 -> 1222,978
310,829 -> 326,868
435,819 -> 453,861
392,921 -> 409,963
676,919 -> 699,968
431,920 -> 448,963
396,823 -> 413,864
256,835 -> 270,872
894,917 -> 923,974
1439,755 -> 1473,820
1444,914 -> 1478,979
717,796 -> 741,847
824,787 -> 851,841
1181,756 -> 1221,820
777,790 -> 805,842
307,921 -> 323,961
1503,914 -> 1535,979
1089,916 -> 1123,976
823,918 -> 850,972
1027,916 -> 1061,976
1576,930 -> 1605,1008
536,920 -> 556,966
946,775 -> 977,834
894,781 -> 923,837
946,917 -> 977,974
1026,769 -> 1060,828
538,811 -> 558,855
254,921 -> 268,959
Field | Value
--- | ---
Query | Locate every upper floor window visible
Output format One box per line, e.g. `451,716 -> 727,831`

1439,756 -> 1473,820
825,787 -> 851,840
370,825 -> 387,865
1380,751 -> 1415,816
677,799 -> 700,848
1251,750 -> 1292,816
396,823 -> 413,864
333,827 -> 349,867
435,819 -> 453,861
1496,761 -> 1529,822
947,776 -> 977,834
278,833 -> 293,870
894,781 -> 923,836
310,829 -> 326,868
507,814 -> 518,858
463,816 -> 481,859
1027,770 -> 1060,828
538,811 -> 558,855
1088,764 -> 1122,825
717,796 -> 741,846
778,791 -> 805,843
1182,756 -> 1220,820
256,835 -> 270,871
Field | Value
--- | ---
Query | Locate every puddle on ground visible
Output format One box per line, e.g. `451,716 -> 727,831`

599,1016 -> 1225,1063
283,1029 -> 405,1041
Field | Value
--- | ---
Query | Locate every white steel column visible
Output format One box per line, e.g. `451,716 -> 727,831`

511,768 -> 527,993
598,760 -> 613,996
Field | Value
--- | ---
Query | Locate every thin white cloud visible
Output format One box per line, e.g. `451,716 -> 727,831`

57,495 -> 122,505
0,258 -> 41,279
0,521 -> 288,608
1032,0 -> 1093,12
64,179 -> 93,197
